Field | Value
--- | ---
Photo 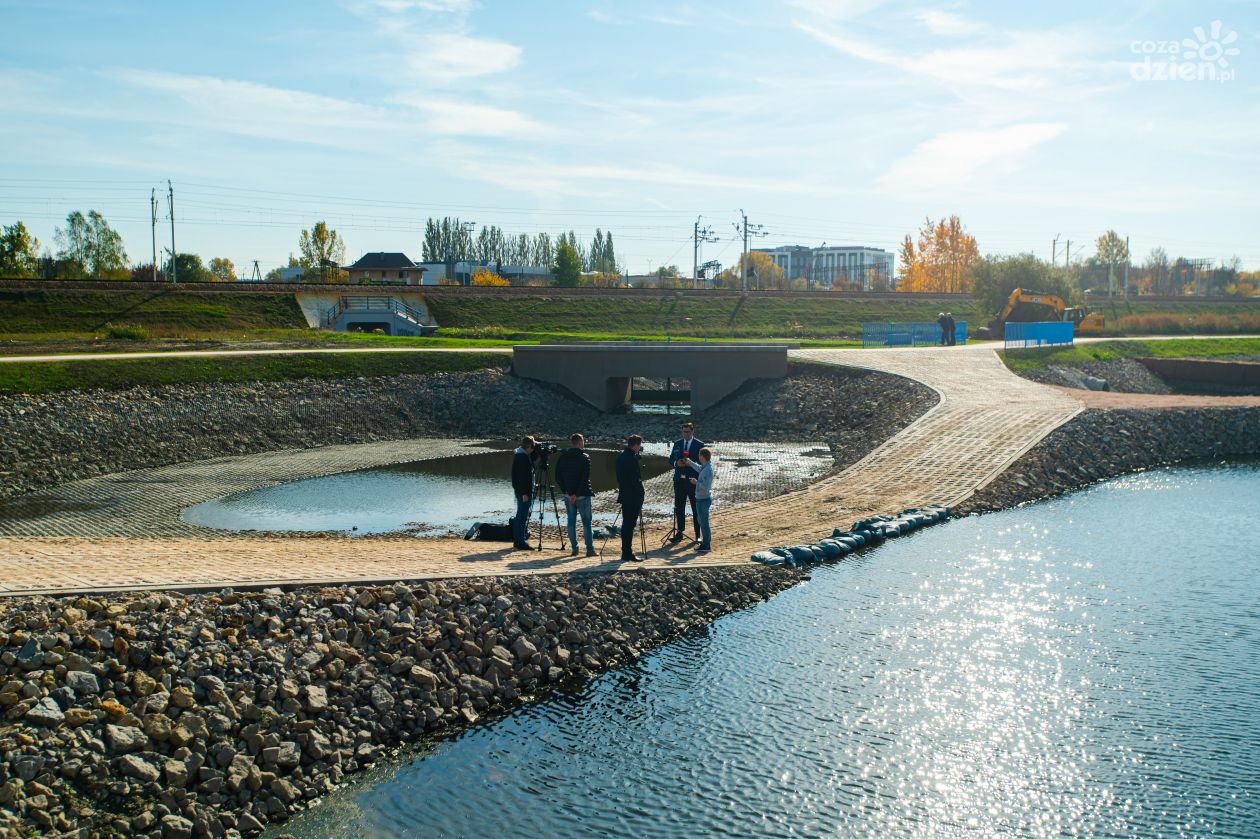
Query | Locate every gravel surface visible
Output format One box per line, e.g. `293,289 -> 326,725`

1021,358 -> 1173,394
0,567 -> 801,837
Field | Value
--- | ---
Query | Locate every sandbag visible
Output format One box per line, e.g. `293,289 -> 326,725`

787,545 -> 816,563
751,551 -> 784,566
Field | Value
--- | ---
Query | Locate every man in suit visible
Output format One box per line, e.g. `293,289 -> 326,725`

668,421 -> 703,543
615,434 -> 645,562
510,436 -> 535,550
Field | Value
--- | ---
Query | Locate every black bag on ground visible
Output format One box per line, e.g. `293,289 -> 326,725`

466,520 -> 516,542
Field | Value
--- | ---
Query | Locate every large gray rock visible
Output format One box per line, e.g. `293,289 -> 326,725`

105,723 -> 150,754
25,697 -> 65,727
65,670 -> 99,696
118,754 -> 160,783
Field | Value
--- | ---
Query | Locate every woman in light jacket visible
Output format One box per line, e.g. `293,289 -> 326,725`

688,447 -> 715,553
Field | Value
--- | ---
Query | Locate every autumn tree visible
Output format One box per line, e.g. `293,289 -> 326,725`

0,221 -> 40,278
1095,230 -> 1129,294
897,216 -> 979,293
718,251 -> 785,290
55,210 -> 128,279
551,241 -> 582,287
208,257 -> 237,282
298,221 -> 346,283
470,266 -> 509,286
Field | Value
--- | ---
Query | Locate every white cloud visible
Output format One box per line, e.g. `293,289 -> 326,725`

108,69 -> 546,146
914,9 -> 982,36
392,96 -> 551,137
880,122 -> 1067,189
796,20 -> 1105,95
111,70 -> 386,146
362,0 -> 474,12
447,155 -> 833,198
785,0 -> 886,20
410,32 -> 522,80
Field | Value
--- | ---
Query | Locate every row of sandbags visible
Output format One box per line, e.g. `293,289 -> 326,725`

750,505 -> 951,568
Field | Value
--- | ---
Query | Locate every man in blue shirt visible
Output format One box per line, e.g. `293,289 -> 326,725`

668,422 -> 703,543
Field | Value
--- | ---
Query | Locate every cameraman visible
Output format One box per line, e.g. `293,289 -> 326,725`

510,435 -> 536,550
615,434 -> 645,562
556,433 -> 597,557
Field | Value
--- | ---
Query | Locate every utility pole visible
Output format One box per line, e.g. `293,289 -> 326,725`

692,217 -> 717,289
732,210 -> 767,292
250,260 -> 262,282
1123,235 -> 1130,300
1052,233 -> 1061,267
167,180 -> 176,284
150,188 -> 158,283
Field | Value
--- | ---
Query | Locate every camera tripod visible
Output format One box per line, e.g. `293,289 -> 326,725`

598,503 -> 647,559
662,480 -> 701,548
532,456 -> 567,552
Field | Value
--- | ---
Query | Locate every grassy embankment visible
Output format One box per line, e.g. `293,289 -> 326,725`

1002,337 -> 1260,374
3,288 -> 1258,358
0,288 -> 964,351
0,351 -> 509,396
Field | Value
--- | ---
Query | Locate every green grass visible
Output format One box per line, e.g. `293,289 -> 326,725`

0,351 -> 509,395
425,294 -> 982,340
0,288 -> 308,334
1001,337 -> 1260,374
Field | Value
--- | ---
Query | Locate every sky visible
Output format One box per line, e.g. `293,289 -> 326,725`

1,0 -> 1257,275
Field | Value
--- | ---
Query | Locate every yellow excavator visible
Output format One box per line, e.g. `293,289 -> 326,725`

974,288 -> 1106,340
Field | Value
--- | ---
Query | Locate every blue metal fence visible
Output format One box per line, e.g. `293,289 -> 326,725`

861,321 -> 967,348
1003,321 -> 1074,349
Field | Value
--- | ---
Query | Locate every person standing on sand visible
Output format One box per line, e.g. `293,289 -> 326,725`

688,447 -> 715,553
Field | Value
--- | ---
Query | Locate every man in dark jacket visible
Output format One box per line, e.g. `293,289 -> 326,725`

937,312 -> 949,346
615,434 -> 645,562
510,436 -> 536,550
945,312 -> 957,346
669,422 -> 703,542
555,433 -> 596,557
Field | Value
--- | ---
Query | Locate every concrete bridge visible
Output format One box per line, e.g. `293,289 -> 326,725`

512,342 -> 794,412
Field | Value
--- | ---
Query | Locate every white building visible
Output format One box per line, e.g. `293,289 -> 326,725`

755,244 -> 894,290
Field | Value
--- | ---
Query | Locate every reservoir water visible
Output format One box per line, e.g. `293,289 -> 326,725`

279,463 -> 1260,837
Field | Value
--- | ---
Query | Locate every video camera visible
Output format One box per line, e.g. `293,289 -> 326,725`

531,441 -> 558,467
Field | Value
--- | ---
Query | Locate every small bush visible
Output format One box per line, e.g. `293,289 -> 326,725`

104,324 -> 150,340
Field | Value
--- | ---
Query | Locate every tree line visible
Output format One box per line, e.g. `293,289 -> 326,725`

3,210 -> 1253,297
420,217 -> 620,275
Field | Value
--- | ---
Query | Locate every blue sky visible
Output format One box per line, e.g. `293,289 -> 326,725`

1,0 -> 1257,273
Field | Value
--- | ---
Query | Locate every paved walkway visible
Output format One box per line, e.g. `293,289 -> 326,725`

0,345 -> 1095,596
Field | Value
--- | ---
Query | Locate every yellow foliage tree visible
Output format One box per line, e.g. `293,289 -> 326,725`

897,216 -> 979,293
470,267 -> 509,286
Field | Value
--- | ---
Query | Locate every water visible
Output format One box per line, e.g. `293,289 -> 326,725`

282,463 -> 1260,838
183,449 -> 671,535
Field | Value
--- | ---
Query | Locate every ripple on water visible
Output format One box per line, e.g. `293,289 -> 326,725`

278,462 -> 1260,839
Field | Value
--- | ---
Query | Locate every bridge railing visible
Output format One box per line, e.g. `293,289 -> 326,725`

1004,321 -> 1074,349
320,295 -> 428,328
862,321 -> 967,347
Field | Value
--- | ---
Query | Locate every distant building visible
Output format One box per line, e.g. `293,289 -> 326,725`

276,267 -> 306,283
419,260 -> 551,285
344,252 -> 427,285
755,244 -> 894,290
